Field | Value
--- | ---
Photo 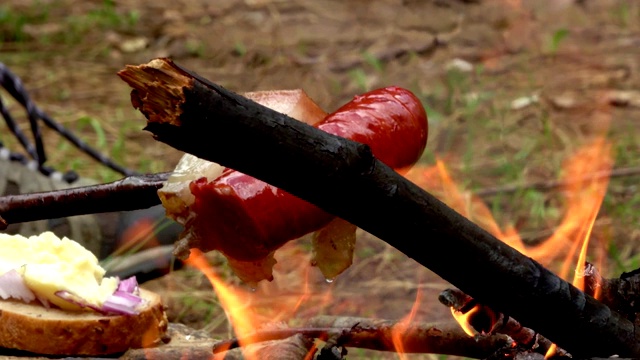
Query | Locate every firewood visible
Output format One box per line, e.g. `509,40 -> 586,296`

438,288 -> 566,357
582,263 -> 640,321
212,321 -> 511,358
116,58 -> 640,357
306,315 -> 513,358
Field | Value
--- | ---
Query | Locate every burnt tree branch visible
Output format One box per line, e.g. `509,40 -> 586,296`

583,263 -> 640,321
438,288 -> 567,357
0,173 -> 168,228
305,316 -> 514,357
117,58 -> 640,358
211,321 -> 512,358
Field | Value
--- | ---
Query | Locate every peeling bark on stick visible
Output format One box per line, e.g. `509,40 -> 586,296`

118,58 -> 640,358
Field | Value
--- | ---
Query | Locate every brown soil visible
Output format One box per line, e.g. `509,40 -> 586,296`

2,0 -> 640,358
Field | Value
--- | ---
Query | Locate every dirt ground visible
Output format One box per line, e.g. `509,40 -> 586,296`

2,0 -> 640,358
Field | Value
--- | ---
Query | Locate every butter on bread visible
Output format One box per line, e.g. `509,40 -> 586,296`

0,232 -> 169,355
0,231 -> 118,310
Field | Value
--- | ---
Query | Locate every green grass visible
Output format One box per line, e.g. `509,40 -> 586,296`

611,2 -> 632,28
348,68 -> 370,93
0,3 -> 50,43
0,0 -> 138,48
409,49 -> 640,281
0,0 -> 166,182
547,28 -> 569,54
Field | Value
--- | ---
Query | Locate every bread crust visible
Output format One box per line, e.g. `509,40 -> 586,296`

0,288 -> 168,356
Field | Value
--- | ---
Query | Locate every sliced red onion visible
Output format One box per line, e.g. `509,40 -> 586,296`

101,290 -> 145,315
117,276 -> 139,295
0,269 -> 36,302
36,294 -> 51,308
55,276 -> 147,316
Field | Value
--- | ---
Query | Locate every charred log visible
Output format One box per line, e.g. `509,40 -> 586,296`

438,288 -> 566,357
117,58 -> 640,358
306,315 -> 513,358
583,263 -> 640,322
212,319 -> 512,358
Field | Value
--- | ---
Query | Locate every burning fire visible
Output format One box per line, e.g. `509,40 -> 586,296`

185,249 -> 258,342
405,137 -> 613,351
162,134 -> 613,359
450,305 -> 480,337
182,244 -> 336,359
391,286 -> 423,358
173,135 -> 613,359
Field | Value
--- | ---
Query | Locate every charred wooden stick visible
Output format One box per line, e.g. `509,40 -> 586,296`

0,172 -> 169,229
438,288 -> 565,357
583,263 -> 640,321
306,316 -> 513,358
212,321 -> 512,358
226,333 -> 314,360
212,327 -> 332,354
118,58 -> 640,357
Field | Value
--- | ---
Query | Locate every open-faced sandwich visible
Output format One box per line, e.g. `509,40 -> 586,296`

0,231 -> 168,356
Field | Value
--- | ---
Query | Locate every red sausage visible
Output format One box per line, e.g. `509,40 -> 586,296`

187,86 -> 428,261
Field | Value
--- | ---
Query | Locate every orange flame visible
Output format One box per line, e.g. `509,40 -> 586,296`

185,249 -> 258,342
545,343 -> 558,359
407,137 -> 613,337
391,287 -> 423,358
531,139 -> 612,276
180,243 -> 337,359
408,138 -> 612,274
450,305 -> 480,337
179,97 -> 613,358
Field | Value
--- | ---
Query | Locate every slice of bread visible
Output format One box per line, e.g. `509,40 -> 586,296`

0,288 -> 168,356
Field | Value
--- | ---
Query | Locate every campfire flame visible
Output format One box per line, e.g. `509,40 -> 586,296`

450,305 -> 480,337
545,343 -> 558,359
174,135 -> 612,359
391,287 -> 423,357
185,249 -> 258,345
182,243 -> 336,359
406,137 -> 613,343
165,135 -> 612,359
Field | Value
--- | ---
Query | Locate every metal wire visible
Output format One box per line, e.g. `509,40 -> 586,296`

0,62 -> 138,181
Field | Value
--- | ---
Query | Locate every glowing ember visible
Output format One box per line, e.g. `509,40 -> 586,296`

450,305 -> 479,337
545,343 -> 558,359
